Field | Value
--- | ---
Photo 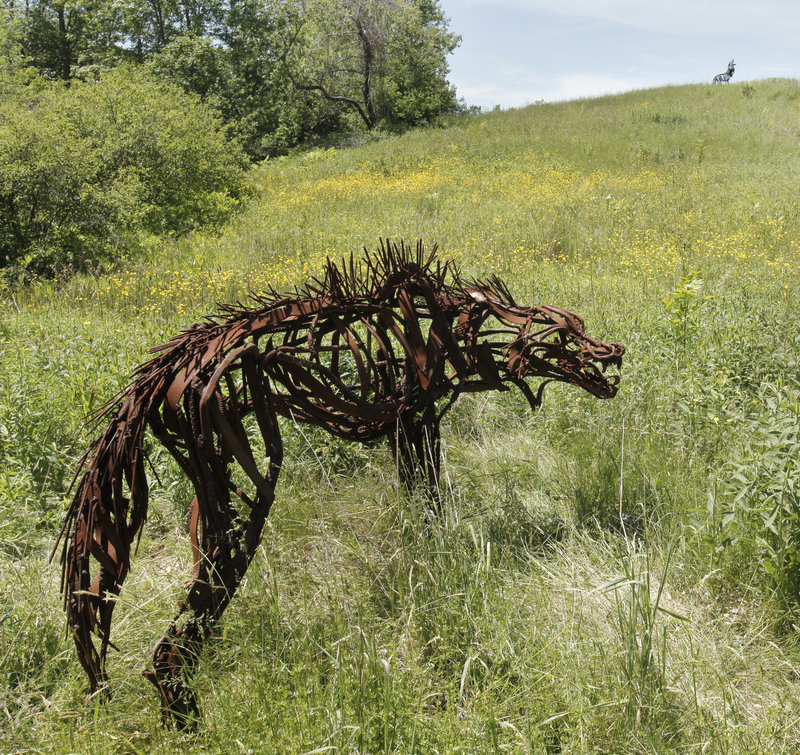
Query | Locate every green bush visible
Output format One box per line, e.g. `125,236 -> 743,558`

713,382 -> 800,622
0,67 -> 246,274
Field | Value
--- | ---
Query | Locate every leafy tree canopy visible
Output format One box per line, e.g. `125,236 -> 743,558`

1,0 -> 461,156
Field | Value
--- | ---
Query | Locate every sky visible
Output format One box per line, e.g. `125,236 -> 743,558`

438,1 -> 800,109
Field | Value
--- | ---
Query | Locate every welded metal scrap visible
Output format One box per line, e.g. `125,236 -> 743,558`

57,239 -> 624,724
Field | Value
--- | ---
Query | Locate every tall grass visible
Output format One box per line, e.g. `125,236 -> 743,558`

2,78 -> 800,752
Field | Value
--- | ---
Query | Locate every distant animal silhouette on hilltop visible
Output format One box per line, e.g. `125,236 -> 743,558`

713,59 -> 736,83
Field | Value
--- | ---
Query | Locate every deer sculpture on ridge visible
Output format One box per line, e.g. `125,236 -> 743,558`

713,59 -> 736,83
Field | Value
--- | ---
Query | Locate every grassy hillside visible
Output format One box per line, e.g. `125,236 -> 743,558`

2,78 -> 800,753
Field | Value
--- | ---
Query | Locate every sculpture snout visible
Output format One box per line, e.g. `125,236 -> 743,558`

577,339 -> 624,398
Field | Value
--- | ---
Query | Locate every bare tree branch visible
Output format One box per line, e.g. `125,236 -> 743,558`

276,0 -> 380,130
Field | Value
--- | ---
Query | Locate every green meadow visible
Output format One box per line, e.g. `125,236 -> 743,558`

2,78 -> 800,752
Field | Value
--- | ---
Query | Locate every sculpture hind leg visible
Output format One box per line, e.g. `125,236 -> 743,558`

145,501 -> 266,724
145,346 -> 283,726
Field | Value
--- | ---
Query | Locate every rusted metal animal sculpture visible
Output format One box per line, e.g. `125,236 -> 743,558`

58,240 -> 624,725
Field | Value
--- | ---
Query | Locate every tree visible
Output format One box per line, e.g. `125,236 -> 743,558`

2,0 -> 122,79
380,0 -> 461,127
0,67 -> 246,272
145,32 -> 230,99
0,6 -> 22,68
114,0 -> 226,58
277,0 -> 459,131
0,0 -> 462,163
147,19 -> 344,160
1,0 -> 225,78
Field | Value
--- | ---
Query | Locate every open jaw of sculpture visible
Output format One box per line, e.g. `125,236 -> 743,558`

57,240 -> 624,725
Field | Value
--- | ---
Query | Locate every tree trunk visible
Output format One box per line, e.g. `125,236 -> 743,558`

57,4 -> 70,80
352,7 -> 378,129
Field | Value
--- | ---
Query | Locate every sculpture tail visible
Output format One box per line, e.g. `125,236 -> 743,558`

56,383 -> 154,690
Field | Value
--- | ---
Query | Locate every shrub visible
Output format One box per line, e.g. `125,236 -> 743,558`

0,67 -> 246,274
712,382 -> 800,622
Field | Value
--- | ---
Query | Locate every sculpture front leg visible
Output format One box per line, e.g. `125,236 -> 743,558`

390,403 -> 442,512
